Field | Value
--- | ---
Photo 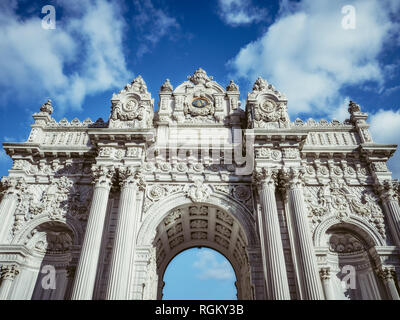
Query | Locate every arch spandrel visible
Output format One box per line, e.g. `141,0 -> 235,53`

313,216 -> 386,249
11,215 -> 83,248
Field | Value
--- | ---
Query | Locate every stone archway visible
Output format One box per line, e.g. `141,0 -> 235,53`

153,204 -> 252,300
133,191 -> 264,300
9,221 -> 75,300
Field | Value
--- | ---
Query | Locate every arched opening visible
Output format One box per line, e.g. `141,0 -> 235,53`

162,247 -> 237,300
324,225 -> 386,300
24,221 -> 75,300
148,204 -> 254,300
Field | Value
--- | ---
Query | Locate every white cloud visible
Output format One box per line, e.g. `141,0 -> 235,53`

0,0 -> 131,113
132,0 -> 179,58
193,249 -> 235,281
218,0 -> 267,26
228,0 -> 400,117
369,109 -> 400,178
324,96 -> 351,122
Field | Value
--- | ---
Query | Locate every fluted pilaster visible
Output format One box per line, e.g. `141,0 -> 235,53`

254,168 -> 290,300
0,177 -> 26,243
0,265 -> 19,300
376,267 -> 400,300
71,165 -> 114,300
319,267 -> 334,300
377,181 -> 400,247
281,168 -> 324,300
106,166 -> 143,300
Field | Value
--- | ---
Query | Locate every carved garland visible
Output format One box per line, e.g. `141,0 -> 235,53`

304,180 -> 386,239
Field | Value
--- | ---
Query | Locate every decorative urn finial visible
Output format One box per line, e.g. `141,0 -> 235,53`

40,99 -> 53,115
160,79 -> 173,92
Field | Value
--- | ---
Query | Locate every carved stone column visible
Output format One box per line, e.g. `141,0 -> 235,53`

377,181 -> 400,248
71,165 -> 114,300
319,267 -> 334,300
0,265 -> 19,300
106,167 -> 142,300
376,267 -> 400,300
280,168 -> 324,300
254,168 -> 290,300
0,177 -> 25,243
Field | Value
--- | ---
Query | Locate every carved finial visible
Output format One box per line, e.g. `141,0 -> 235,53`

252,77 -> 268,91
121,75 -> 148,95
40,99 -> 53,115
188,68 -> 213,85
160,79 -> 173,92
348,100 -> 361,114
226,80 -> 239,92
131,75 -> 148,93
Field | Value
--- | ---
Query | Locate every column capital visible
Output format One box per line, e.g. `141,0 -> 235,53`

118,166 -> 145,190
91,165 -> 115,189
376,266 -> 397,281
0,264 -> 19,281
319,267 -> 331,280
253,167 -> 278,189
0,176 -> 27,199
279,167 -> 306,190
376,180 -> 399,202
66,265 -> 76,279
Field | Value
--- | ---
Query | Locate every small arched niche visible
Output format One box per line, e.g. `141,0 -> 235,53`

27,221 -> 74,300
324,226 -> 386,300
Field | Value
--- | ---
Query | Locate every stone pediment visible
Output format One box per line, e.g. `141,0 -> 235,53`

109,75 -> 154,129
246,77 -> 290,129
157,68 -> 243,126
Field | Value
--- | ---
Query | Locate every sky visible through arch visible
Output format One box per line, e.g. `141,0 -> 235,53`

162,247 -> 237,300
0,0 -> 400,300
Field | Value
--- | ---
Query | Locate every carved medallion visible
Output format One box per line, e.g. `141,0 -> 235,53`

192,97 -> 209,108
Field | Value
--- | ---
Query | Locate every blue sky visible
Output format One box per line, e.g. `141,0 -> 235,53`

0,0 -> 400,299
163,248 -> 237,300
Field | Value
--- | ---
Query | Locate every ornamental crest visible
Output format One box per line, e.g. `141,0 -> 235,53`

187,68 -> 213,86
184,96 -> 215,118
109,75 -> 154,128
254,99 -> 289,125
111,99 -> 145,121
185,179 -> 212,202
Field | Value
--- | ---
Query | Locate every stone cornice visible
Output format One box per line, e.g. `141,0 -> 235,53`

0,245 -> 32,265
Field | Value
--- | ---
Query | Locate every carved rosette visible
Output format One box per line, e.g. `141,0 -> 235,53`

0,265 -> 19,280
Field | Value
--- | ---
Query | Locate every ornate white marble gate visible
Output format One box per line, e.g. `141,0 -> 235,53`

0,68 -> 400,300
